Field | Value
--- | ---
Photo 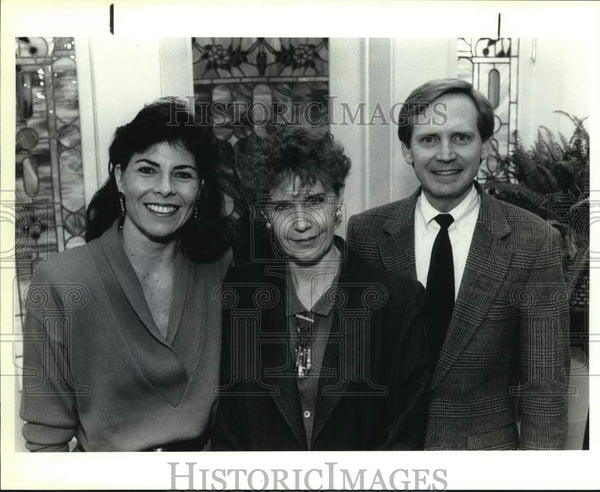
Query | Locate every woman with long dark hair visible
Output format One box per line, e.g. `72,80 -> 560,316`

20,98 -> 231,451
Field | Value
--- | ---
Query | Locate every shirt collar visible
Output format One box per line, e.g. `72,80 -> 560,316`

285,269 -> 340,317
416,183 -> 480,232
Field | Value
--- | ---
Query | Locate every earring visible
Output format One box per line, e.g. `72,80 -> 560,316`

333,207 -> 342,226
119,192 -> 126,217
193,202 -> 199,222
199,178 -> 206,203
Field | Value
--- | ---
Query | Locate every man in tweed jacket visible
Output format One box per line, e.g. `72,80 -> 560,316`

347,79 -> 570,450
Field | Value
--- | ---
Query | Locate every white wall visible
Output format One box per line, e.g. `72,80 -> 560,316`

330,38 -> 456,231
328,38 -> 367,231
518,38 -> 590,148
76,37 -> 192,203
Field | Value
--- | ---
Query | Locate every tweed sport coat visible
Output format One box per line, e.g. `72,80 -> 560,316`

212,242 -> 431,451
347,186 -> 570,450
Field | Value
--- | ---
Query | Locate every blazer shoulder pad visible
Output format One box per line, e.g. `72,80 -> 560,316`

349,200 -> 409,236
352,200 -> 406,221
33,242 -> 95,284
491,196 -> 561,238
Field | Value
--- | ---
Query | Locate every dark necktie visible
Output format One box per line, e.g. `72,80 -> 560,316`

426,214 -> 455,362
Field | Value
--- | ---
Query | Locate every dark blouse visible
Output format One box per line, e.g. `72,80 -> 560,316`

213,238 -> 431,451
286,268 -> 340,449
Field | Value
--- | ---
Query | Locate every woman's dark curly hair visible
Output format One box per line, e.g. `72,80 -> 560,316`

236,126 -> 351,200
85,97 -> 230,261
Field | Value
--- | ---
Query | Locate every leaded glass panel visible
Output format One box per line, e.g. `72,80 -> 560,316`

192,38 -> 329,262
457,38 -> 519,176
14,37 -> 85,391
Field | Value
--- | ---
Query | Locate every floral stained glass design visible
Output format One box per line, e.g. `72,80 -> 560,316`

193,37 -> 328,140
192,38 -> 329,261
457,38 -> 519,176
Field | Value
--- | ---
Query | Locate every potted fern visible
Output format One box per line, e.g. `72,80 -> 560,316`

482,111 -> 589,350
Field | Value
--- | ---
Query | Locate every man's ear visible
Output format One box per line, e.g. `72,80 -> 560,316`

114,164 -> 123,192
401,142 -> 414,166
480,140 -> 491,161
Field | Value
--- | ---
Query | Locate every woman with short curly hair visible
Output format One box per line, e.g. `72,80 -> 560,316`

213,125 -> 431,451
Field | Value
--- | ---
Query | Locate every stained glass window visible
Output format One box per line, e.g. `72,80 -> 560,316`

457,38 -> 519,175
192,37 -> 329,137
192,38 -> 329,261
14,37 -> 85,398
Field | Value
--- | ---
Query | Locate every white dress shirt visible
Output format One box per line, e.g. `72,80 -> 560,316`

414,185 -> 481,299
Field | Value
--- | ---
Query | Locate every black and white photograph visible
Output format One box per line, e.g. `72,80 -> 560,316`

1,0 -> 598,490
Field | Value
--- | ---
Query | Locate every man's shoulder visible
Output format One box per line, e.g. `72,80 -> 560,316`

351,198 -> 411,222
348,198 -> 414,238
486,193 -> 559,237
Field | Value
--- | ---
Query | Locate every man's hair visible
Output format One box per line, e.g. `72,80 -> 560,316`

397,78 -> 495,147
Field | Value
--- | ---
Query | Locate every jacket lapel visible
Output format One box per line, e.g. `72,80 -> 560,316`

311,309 -> 344,447
431,190 -> 514,388
310,251 -> 367,447
260,268 -> 307,449
98,223 -> 169,345
91,222 -> 189,406
166,250 -> 190,345
378,190 -> 419,280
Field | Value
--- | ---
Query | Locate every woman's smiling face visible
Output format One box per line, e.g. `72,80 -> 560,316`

269,175 -> 340,266
115,141 -> 200,242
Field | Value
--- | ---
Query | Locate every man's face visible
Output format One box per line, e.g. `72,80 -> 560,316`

402,93 -> 489,212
